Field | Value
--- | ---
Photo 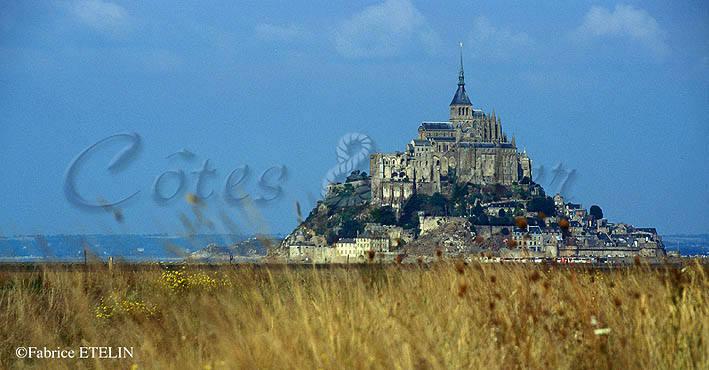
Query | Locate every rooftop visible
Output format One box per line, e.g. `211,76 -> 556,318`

515,226 -> 542,234
450,85 -> 472,106
458,142 -> 515,149
421,122 -> 454,130
412,139 -> 432,146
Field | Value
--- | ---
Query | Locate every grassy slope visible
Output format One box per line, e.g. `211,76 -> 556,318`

1,262 -> 707,369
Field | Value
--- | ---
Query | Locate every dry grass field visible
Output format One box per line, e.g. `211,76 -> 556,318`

1,261 -> 707,369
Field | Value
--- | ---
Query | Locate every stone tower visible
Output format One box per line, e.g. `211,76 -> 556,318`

449,43 -> 473,127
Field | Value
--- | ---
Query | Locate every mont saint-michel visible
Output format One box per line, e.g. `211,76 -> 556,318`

278,53 -> 666,264
4,1 -> 708,368
370,51 -> 532,209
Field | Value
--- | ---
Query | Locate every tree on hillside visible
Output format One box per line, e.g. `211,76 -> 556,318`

430,192 -> 448,215
590,205 -> 603,220
399,194 -> 424,229
326,231 -> 338,245
370,206 -> 397,225
471,204 -> 484,217
452,184 -> 468,202
494,184 -> 509,197
528,196 -> 556,216
431,192 -> 447,208
339,219 -> 362,238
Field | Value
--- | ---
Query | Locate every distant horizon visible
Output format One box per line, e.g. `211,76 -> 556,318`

1,232 -> 707,239
0,232 -> 286,238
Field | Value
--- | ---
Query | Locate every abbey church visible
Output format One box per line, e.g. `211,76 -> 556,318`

370,50 -> 533,211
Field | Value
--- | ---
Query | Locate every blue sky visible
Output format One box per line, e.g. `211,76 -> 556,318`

1,0 -> 707,236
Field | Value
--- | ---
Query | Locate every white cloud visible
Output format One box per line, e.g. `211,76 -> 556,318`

576,4 -> 667,54
71,0 -> 129,31
469,16 -> 534,59
255,23 -> 307,42
334,0 -> 438,58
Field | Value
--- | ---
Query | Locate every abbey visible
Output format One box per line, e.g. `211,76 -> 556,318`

370,50 -> 532,211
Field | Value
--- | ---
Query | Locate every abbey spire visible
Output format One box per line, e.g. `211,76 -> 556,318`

458,42 -> 465,86
450,43 -> 472,124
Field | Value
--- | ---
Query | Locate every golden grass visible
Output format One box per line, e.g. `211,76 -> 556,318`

1,261 -> 707,369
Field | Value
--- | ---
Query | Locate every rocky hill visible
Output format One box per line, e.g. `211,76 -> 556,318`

277,171 -> 547,256
278,166 -> 666,260
187,237 -> 277,262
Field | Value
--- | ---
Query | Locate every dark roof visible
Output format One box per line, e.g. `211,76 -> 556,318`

635,227 -> 657,234
430,137 -> 456,142
458,142 -> 515,149
450,85 -> 472,105
412,139 -> 432,146
598,233 -> 613,242
514,226 -> 542,234
421,122 -> 454,130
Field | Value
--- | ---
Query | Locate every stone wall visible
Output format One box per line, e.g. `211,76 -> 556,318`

473,225 -> 514,238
